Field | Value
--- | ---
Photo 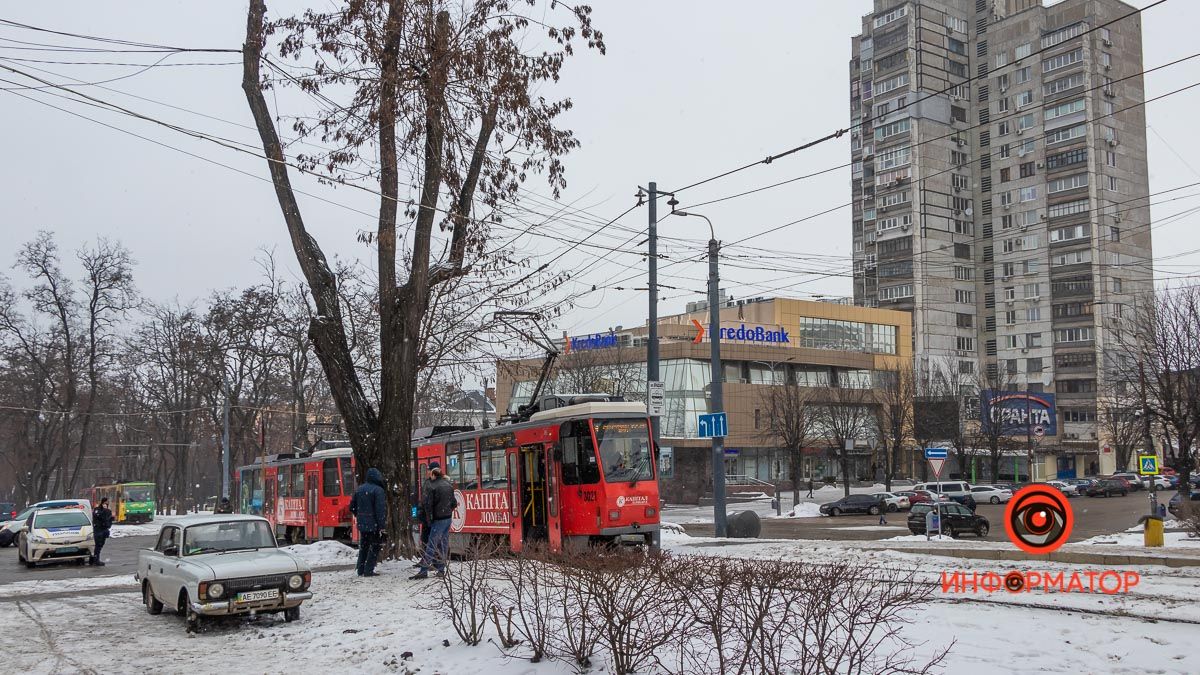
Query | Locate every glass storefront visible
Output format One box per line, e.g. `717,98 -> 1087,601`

799,317 -> 897,354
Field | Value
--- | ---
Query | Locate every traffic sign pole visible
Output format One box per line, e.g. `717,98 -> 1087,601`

924,448 -> 948,538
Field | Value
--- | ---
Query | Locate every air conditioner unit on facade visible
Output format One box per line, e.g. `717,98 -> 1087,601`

1017,128 -> 1024,135
1003,203 -> 1011,210
1066,432 -> 1080,439
900,223 -> 910,231
1108,139 -> 1119,147
957,138 -> 967,146
1103,38 -> 1113,47
1037,161 -> 1044,168
1104,64 -> 1112,71
1103,88 -> 1115,98
954,187 -> 962,193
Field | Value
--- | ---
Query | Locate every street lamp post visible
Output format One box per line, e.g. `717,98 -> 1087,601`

670,207 -> 727,537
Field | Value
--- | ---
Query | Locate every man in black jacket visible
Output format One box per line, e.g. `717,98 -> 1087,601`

350,467 -> 388,577
411,462 -> 455,580
91,498 -> 114,566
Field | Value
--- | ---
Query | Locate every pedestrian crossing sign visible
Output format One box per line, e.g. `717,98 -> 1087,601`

1138,455 -> 1159,475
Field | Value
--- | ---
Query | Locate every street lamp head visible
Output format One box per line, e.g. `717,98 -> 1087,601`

667,195 -> 680,211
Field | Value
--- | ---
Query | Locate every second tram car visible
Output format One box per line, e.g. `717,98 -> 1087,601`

236,447 -> 358,544
414,397 -> 660,553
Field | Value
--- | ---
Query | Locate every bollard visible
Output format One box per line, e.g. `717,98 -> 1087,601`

1141,514 -> 1164,548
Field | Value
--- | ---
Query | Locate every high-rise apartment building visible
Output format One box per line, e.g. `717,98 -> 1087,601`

849,0 -> 1153,476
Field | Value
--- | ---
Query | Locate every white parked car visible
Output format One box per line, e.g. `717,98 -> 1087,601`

871,492 -> 911,512
137,515 -> 312,630
1140,475 -> 1171,490
1046,480 -> 1080,496
969,485 -> 1013,504
1,500 -> 92,548
16,507 -> 95,567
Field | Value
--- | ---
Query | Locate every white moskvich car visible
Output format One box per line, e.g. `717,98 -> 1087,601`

136,515 -> 312,630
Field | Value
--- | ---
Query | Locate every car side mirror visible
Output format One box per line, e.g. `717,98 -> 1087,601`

163,546 -> 179,557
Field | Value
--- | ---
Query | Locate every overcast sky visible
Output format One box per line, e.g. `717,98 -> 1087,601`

3,1 -> 1198,348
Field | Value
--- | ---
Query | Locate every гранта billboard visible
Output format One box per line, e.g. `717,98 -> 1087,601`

980,390 -> 1058,437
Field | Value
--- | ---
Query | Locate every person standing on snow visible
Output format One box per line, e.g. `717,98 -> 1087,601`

91,497 -> 114,566
410,462 -> 455,579
350,467 -> 388,577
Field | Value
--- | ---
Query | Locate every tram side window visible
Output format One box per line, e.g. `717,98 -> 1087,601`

461,442 -> 478,490
322,459 -> 340,497
341,458 -> 355,495
277,470 -> 289,499
480,448 -> 507,489
291,465 -> 305,497
560,420 -> 600,485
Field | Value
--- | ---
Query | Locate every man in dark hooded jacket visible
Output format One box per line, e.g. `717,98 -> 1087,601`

350,467 -> 388,576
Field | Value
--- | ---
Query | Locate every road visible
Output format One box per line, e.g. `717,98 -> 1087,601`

678,489 -> 1168,542
0,534 -> 153,585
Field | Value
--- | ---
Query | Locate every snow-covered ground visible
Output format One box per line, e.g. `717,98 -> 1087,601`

2,530 -> 1199,674
661,484 -> 886,525
109,511 -> 214,538
1078,520 -> 1200,548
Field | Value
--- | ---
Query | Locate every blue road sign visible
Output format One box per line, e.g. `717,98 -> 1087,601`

1138,455 -> 1159,475
698,412 -> 728,438
924,447 -> 948,460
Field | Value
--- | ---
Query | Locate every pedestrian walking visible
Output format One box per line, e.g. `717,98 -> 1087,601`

878,497 -> 888,525
91,498 -> 113,566
215,497 -> 233,514
410,462 -> 456,580
350,467 -> 388,577
806,478 -> 814,499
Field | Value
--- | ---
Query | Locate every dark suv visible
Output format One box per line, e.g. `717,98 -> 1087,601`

819,494 -> 885,516
907,503 -> 989,538
1086,479 -> 1129,497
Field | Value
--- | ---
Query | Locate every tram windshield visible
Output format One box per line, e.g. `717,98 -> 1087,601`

593,419 -> 654,483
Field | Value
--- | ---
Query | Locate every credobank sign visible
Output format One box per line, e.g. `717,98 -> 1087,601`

717,323 -> 791,344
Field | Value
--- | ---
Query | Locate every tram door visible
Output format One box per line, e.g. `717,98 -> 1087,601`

508,443 -> 553,552
305,466 -> 320,542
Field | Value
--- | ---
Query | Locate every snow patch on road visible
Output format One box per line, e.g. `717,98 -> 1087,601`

884,534 -> 957,543
0,573 -> 135,598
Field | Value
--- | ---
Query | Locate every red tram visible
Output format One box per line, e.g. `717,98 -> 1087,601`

235,446 -> 358,544
233,395 -> 661,553
414,397 -> 661,553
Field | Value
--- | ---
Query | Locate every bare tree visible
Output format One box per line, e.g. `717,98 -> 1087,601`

971,366 -> 1020,483
758,383 -> 817,504
911,358 -> 966,482
873,364 -> 915,491
241,0 -> 603,552
813,387 -> 877,496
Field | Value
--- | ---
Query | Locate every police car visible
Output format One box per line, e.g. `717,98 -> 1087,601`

16,507 -> 96,568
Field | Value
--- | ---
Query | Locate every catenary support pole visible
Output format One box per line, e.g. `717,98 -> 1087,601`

708,237 -> 727,537
647,182 -> 660,450
221,372 -> 231,501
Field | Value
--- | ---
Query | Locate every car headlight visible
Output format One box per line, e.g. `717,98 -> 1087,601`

207,583 -> 225,599
288,574 -> 304,590
29,534 -> 47,543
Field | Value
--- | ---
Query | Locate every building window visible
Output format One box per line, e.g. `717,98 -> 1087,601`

879,191 -> 911,208
1015,43 -> 1032,60
875,118 -> 911,141
876,145 -> 912,170
945,16 -> 968,33
873,5 -> 908,28
1026,357 -> 1043,373
1028,332 -> 1043,348
1004,335 -> 1019,349
875,73 -> 910,96
1048,198 -> 1088,219
956,336 -> 975,352
1106,175 -> 1119,192
1019,186 -> 1038,202
949,60 -> 967,78
1050,223 -> 1089,243
1000,167 -> 1011,182
1020,162 -> 1035,178
1048,173 -> 1088,194
954,243 -> 971,259
1015,66 -> 1032,84
1004,286 -> 1016,300
879,284 -> 913,301
1106,151 -> 1117,167
1101,52 -> 1112,69
999,143 -> 1011,158
1017,138 -> 1037,156
1042,23 -> 1086,49
1043,49 -> 1082,74
956,313 -> 974,328
1045,98 -> 1085,121
954,265 -> 974,281
1052,250 -> 1091,266
955,289 -> 975,304
1054,327 -> 1094,343
1052,301 -> 1093,318
1026,307 -> 1042,321
1044,72 -> 1085,96
1016,90 -> 1034,108
1057,379 -> 1097,394
1046,124 -> 1086,146
1024,283 -> 1040,299
1046,148 -> 1087,170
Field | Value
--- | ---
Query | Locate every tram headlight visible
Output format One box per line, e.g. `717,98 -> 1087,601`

609,510 -> 621,521
644,507 -> 657,518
